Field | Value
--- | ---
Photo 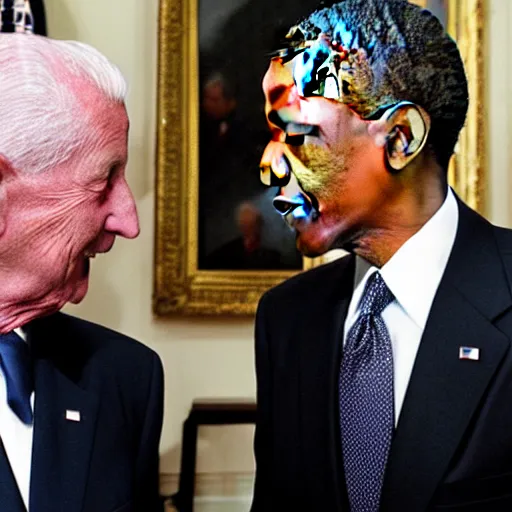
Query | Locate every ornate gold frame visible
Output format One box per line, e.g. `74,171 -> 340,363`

153,0 -> 486,316
446,0 -> 486,213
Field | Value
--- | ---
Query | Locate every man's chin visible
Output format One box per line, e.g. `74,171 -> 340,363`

295,227 -> 334,258
68,276 -> 90,304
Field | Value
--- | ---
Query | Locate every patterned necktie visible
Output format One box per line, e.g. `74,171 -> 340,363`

339,271 -> 395,512
0,331 -> 33,425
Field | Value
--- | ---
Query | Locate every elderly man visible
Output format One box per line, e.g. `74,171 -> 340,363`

252,1 -> 512,511
0,34 -> 163,511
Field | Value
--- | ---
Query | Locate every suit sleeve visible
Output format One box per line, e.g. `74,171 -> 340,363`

134,351 -> 165,511
30,0 -> 47,35
251,293 -> 273,511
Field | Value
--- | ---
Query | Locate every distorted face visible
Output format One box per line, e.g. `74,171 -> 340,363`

238,206 -> 262,251
261,58 -> 385,256
260,31 -> 430,256
0,99 -> 139,323
202,79 -> 237,121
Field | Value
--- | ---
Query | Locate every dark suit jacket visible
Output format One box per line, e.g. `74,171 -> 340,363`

252,198 -> 512,511
0,312 -> 164,512
0,0 -> 46,35
30,0 -> 46,35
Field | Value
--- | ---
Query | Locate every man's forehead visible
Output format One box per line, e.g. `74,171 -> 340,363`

90,100 -> 128,130
266,26 -> 388,120
79,102 -> 129,161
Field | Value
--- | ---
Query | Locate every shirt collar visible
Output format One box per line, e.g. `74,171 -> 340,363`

14,327 -> 27,342
351,188 -> 459,330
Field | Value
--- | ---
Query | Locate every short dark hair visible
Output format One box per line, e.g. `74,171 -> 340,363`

295,0 -> 469,169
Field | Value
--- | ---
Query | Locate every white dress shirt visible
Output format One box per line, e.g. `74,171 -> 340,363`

0,327 -> 34,510
343,188 -> 459,426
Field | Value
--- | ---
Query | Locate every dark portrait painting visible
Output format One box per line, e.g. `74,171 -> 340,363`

197,0 -> 327,271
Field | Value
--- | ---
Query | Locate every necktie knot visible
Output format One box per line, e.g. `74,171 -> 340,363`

0,331 -> 33,425
359,272 -> 394,317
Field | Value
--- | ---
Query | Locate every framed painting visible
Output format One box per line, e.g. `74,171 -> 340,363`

153,0 -> 486,316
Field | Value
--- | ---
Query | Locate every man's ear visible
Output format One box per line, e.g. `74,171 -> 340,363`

0,154 -> 16,237
368,102 -> 431,172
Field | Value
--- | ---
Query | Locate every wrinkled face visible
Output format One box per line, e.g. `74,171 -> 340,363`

261,55 -> 386,256
2,100 -> 139,318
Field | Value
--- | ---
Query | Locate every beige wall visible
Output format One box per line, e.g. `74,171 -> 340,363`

47,0 -> 256,478
487,0 -> 512,226
46,0 -> 512,485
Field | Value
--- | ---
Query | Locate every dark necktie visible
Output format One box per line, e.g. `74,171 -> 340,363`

0,332 -> 33,425
339,271 -> 395,512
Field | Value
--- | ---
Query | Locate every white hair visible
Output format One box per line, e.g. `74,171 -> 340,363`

0,33 -> 127,174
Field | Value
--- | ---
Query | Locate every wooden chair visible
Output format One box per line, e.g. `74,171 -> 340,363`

170,398 -> 257,512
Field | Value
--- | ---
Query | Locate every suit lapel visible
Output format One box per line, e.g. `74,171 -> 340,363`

381,200 -> 512,511
0,438 -> 25,512
298,254 -> 355,511
28,325 -> 99,512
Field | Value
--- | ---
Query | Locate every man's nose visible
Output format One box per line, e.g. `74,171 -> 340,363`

263,58 -> 294,100
260,141 -> 292,187
104,178 -> 140,239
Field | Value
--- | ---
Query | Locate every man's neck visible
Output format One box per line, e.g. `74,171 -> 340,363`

0,295 -> 59,334
353,179 -> 448,268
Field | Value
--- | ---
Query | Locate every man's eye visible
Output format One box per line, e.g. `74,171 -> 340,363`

285,123 -> 317,136
285,134 -> 305,146
99,166 -> 118,199
268,111 -> 287,131
285,125 -> 319,146
106,166 -> 118,186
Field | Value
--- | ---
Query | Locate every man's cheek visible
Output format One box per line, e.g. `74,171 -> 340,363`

293,145 -> 328,177
292,163 -> 326,197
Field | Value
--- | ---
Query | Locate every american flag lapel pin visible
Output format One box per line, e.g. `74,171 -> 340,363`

65,410 -> 81,422
459,346 -> 480,361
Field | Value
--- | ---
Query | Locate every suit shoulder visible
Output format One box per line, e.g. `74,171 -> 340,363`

261,253 -> 354,308
65,313 -> 156,354
31,312 -> 161,375
494,225 -> 512,253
